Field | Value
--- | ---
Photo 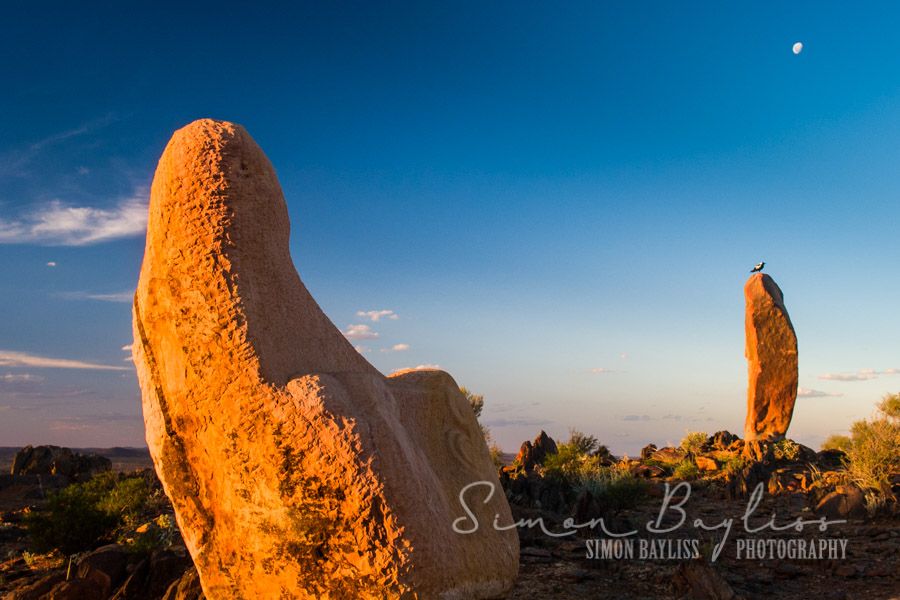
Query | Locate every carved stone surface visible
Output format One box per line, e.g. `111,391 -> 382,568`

744,273 -> 799,442
132,119 -> 518,598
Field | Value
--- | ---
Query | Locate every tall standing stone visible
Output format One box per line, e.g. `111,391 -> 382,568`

744,273 -> 799,441
132,119 -> 518,598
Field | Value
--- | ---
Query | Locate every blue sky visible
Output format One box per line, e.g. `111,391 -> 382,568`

1,2 -> 898,453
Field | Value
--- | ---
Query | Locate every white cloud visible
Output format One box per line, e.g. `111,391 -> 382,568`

0,194 -> 147,246
818,373 -> 874,381
590,367 -> 615,374
798,388 -> 844,398
46,261 -> 57,267
343,324 -> 379,340
354,345 -> 370,354
356,310 -> 399,322
0,349 -> 128,371
381,343 -> 410,353
816,368 -> 899,382
392,364 -> 441,374
59,290 -> 134,303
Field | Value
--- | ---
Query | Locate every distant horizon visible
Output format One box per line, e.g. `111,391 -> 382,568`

2,3 -> 899,455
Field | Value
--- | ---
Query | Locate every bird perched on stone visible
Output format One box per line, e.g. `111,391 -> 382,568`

750,261 -> 765,273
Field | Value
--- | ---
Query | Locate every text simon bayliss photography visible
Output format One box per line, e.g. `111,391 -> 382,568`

454,480 -> 849,562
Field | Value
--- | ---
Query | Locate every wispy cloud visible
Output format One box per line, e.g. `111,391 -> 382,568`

622,414 -> 651,421
59,290 -> 134,303
0,193 -> 147,246
0,115 -> 118,179
482,417 -> 552,428
356,310 -> 399,322
798,387 -> 844,398
590,367 -> 620,374
817,368 -> 898,382
49,413 -> 143,432
354,345 -> 370,354
381,343 -> 410,352
0,349 -> 128,371
343,324 -> 379,340
0,373 -> 44,383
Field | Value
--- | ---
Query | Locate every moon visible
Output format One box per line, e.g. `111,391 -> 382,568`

792,42 -> 803,55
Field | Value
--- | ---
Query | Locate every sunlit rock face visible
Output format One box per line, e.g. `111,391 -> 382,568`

132,119 -> 518,598
744,273 -> 799,442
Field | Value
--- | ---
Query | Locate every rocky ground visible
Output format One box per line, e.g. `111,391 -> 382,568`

1,435 -> 897,599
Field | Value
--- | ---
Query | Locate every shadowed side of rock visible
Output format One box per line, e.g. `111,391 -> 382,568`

743,273 -> 798,441
132,119 -> 518,598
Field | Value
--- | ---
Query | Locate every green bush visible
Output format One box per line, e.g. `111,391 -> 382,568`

122,513 -> 180,555
723,455 -> 747,476
576,467 -> 647,512
25,472 -> 151,555
844,394 -> 900,510
673,459 -> 700,480
679,431 -> 708,455
821,434 -> 852,453
461,387 -> 484,419
542,442 -> 599,482
542,435 -> 646,511
567,429 -> 600,455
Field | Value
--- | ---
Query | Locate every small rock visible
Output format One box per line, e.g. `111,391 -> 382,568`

815,487 -> 867,520
695,456 -> 718,471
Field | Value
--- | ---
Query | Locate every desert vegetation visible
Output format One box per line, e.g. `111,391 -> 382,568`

463,386 -> 505,468
820,393 -> 900,512
2,395 -> 898,599
24,470 -> 176,556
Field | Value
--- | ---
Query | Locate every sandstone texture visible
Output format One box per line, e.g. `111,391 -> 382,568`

132,119 -> 517,598
743,273 -> 799,441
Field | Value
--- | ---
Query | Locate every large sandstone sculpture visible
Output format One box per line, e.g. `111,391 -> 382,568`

132,119 -> 518,598
743,273 -> 798,441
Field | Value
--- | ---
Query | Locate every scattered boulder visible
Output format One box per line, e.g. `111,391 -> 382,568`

672,559 -> 745,600
695,456 -> 718,472
632,464 -> 667,478
650,447 -> 686,465
162,567 -> 205,600
4,571 -> 66,600
45,578 -> 106,600
741,439 -> 775,464
708,431 -> 739,451
725,462 -> 771,500
816,449 -> 847,470
9,445 -> 110,479
76,544 -> 130,597
131,119 -> 518,598
815,486 -> 868,520
640,444 -> 658,460
744,273 -> 798,442
515,431 -> 559,472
